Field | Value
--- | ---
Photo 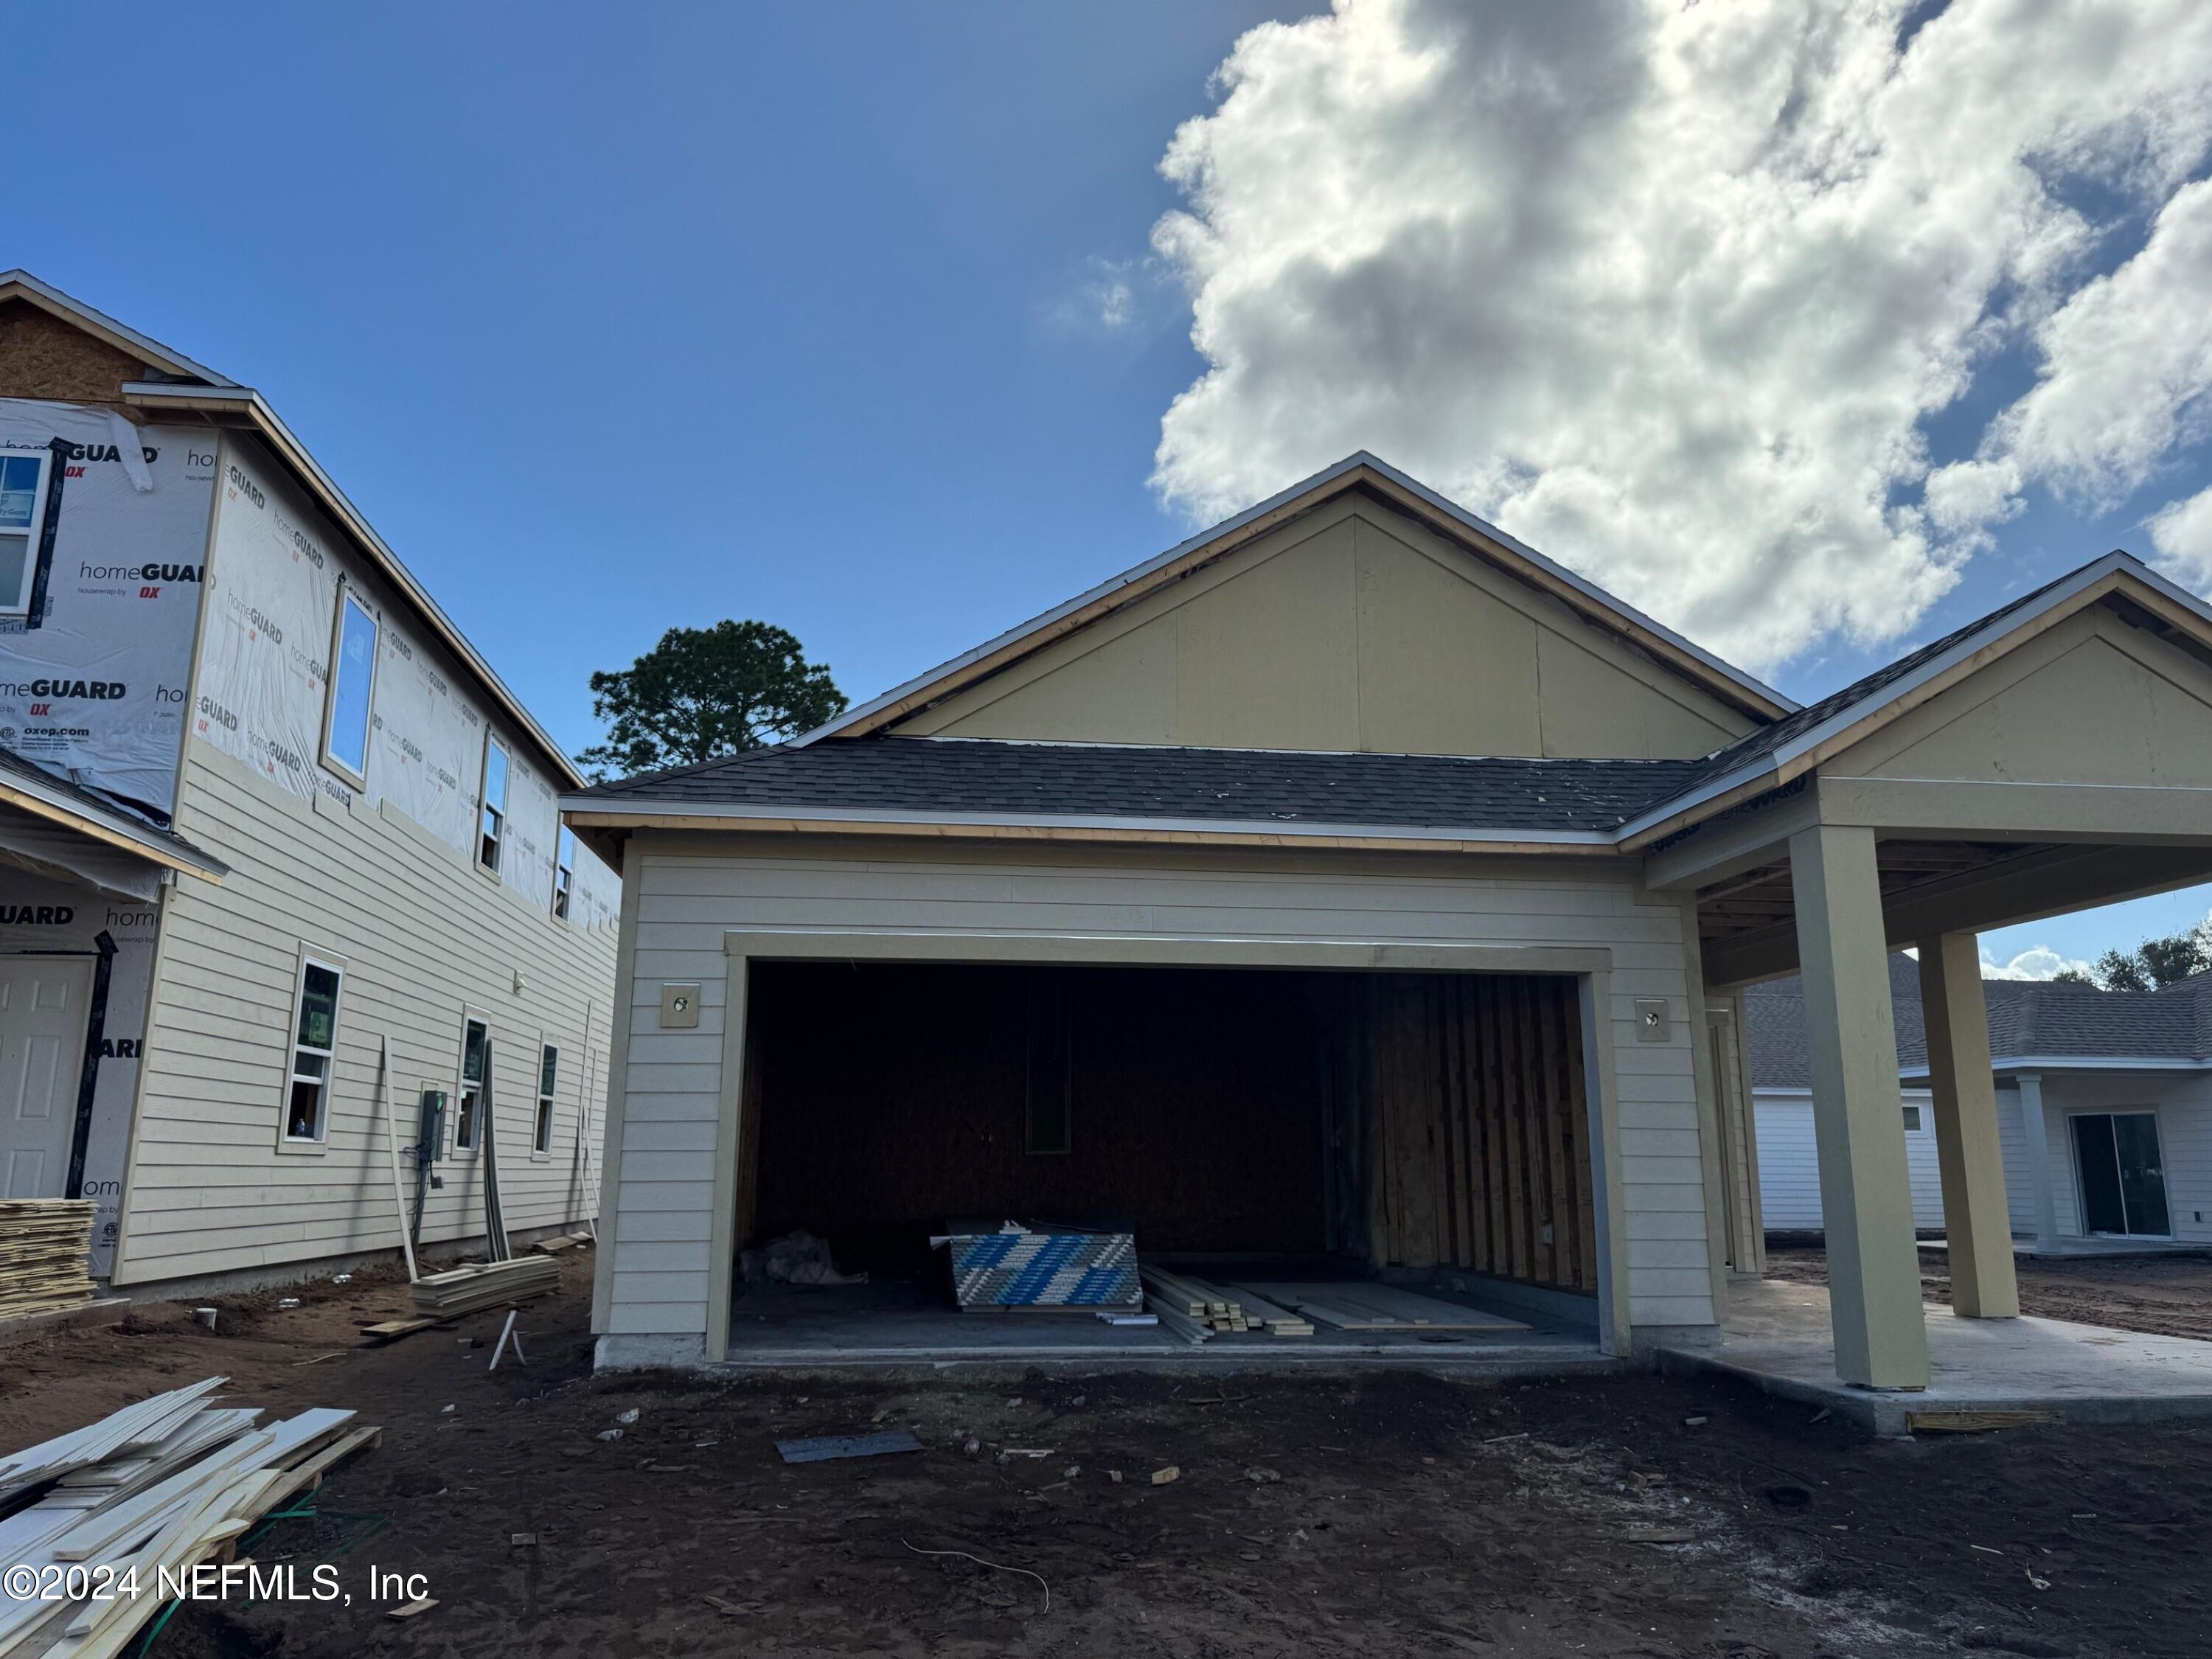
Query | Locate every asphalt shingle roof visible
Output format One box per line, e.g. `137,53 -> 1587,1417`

573,739 -> 1710,833
1745,956 -> 2212,1088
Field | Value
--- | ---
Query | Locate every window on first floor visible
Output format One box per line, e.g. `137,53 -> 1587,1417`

456,1016 -> 489,1150
535,1044 -> 559,1154
552,826 -> 576,919
479,736 -> 509,874
286,956 -> 344,1141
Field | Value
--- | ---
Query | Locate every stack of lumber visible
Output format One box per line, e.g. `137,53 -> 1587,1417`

1138,1265 -> 1314,1342
409,1256 -> 558,1320
1229,1281 -> 1530,1332
0,1377 -> 379,1658
0,1201 -> 96,1322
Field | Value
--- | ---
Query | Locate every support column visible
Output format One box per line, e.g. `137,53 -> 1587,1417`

1916,934 -> 2020,1318
1789,824 -> 1930,1389
2014,1074 -> 2059,1252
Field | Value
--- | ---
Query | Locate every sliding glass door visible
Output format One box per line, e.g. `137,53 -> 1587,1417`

2070,1111 -> 2171,1238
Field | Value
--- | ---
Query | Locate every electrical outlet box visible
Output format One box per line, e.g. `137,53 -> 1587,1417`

1634,998 -> 1671,1043
660,983 -> 701,1029
415,1091 -> 448,1165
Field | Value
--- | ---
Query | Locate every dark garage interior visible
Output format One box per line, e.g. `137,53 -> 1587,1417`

726,959 -> 1604,1355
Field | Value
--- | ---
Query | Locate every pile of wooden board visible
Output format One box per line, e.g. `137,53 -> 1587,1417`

1229,1281 -> 1531,1333
410,1256 -> 559,1320
1138,1265 -> 1314,1343
0,1201 -> 96,1323
0,1377 -> 379,1658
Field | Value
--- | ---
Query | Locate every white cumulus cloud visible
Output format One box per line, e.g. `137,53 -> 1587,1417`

1979,945 -> 2093,982
1146,0 -> 2212,671
2148,484 -> 2212,591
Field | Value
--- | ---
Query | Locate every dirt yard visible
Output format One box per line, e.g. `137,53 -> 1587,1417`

4,1255 -> 2210,1659
1764,1243 -> 2212,1343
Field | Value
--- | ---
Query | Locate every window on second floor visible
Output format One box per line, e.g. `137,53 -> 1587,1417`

0,451 -> 55,617
322,588 -> 379,783
478,737 -> 509,873
552,826 -> 576,919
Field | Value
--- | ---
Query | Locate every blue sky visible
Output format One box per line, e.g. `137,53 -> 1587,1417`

9,2 -> 2208,973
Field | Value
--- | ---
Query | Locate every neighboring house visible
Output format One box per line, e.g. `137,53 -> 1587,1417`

563,451 -> 2212,1393
0,272 -> 621,1291
1750,959 -> 2212,1251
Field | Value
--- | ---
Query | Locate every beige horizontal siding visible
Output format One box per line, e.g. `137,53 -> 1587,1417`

605,835 -> 1715,1340
112,745 -> 619,1286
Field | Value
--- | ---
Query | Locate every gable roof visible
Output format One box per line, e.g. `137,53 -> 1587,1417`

1746,955 -> 2212,1088
0,271 -> 238,388
799,453 -> 1798,745
0,272 -> 584,792
1619,550 -> 2212,846
568,736 -> 1704,844
567,546 -> 2212,854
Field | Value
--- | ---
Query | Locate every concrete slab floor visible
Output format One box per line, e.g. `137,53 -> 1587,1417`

716,1277 -> 1617,1375
1660,1276 -> 2212,1436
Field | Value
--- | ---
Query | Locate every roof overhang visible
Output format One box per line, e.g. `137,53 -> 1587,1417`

560,794 -> 1620,858
798,453 -> 1796,745
1903,1057 -> 2212,1078
0,769 -> 226,883
1618,555 -> 2212,851
120,382 -> 585,792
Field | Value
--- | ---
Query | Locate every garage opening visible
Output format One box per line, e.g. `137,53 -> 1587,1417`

726,959 -> 1603,1360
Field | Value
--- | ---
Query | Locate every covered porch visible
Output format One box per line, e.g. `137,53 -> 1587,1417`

1640,556 -> 2212,1392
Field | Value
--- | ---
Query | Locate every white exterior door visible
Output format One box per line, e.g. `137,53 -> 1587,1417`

0,956 -> 95,1198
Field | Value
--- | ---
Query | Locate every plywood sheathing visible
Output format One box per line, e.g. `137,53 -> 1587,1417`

1321,973 -> 1597,1294
0,299 -> 150,411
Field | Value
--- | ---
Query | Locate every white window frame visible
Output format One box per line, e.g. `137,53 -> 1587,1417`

454,1012 -> 491,1153
533,1043 -> 559,1158
319,583 -> 380,788
1900,1104 -> 1924,1133
279,946 -> 345,1152
477,734 -> 509,876
0,449 -> 57,617
552,825 -> 576,920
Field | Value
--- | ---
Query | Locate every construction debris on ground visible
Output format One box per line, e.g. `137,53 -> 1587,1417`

0,1377 -> 379,1657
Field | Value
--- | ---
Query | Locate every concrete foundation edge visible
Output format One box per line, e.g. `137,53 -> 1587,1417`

109,1221 -> 592,1303
1653,1345 -> 2212,1436
596,1332 -> 710,1370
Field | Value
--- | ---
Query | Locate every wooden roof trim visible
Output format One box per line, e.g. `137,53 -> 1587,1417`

0,781 -> 226,882
561,806 -> 1624,858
